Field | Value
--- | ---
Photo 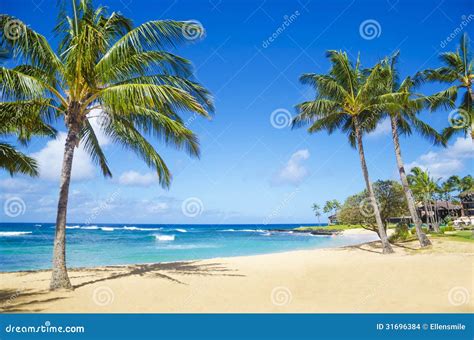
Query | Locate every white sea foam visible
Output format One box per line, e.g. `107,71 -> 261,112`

66,225 -> 81,229
81,226 -> 99,230
157,244 -> 217,250
155,234 -> 175,241
123,226 -> 162,231
174,228 -> 187,233
0,231 -> 32,237
34,224 -> 42,227
101,227 -> 114,231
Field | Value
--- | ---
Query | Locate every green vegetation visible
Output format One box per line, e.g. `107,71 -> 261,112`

431,230 -> 474,243
295,224 -> 363,231
337,180 -> 408,232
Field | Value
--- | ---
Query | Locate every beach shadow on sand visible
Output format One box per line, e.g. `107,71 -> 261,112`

0,261 -> 243,312
74,260 -> 244,288
0,288 -> 67,313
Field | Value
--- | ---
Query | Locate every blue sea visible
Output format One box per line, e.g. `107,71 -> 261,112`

0,223 -> 378,272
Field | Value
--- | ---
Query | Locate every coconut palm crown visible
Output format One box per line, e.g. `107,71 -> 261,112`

292,50 -> 394,254
0,0 -> 213,289
420,33 -> 473,140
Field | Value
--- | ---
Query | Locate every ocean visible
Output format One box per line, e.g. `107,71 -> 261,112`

0,223 -> 378,272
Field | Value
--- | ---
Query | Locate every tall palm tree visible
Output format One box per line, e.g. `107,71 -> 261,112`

407,167 -> 440,232
421,33 -> 473,140
312,203 -> 321,223
293,50 -> 394,254
0,0 -> 213,290
378,53 -> 453,247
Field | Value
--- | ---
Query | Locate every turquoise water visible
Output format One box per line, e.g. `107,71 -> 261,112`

0,223 -> 377,271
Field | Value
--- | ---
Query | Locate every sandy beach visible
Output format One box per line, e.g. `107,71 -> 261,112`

1,230 -> 472,313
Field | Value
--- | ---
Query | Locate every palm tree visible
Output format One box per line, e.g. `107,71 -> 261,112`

407,167 -> 440,232
0,101 -> 56,176
378,52 -> 452,247
323,199 -> 341,216
293,50 -> 394,254
0,46 -> 55,175
421,33 -> 473,140
312,203 -> 321,223
0,1 -> 213,290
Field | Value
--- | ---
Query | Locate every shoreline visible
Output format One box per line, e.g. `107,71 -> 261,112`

0,228 -> 378,274
1,231 -> 472,313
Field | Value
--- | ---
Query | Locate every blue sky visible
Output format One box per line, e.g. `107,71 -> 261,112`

0,0 -> 472,224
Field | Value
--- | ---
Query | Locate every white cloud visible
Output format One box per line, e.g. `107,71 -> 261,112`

406,137 -> 473,179
31,132 -> 96,181
272,149 -> 310,186
30,109 -> 111,182
367,117 -> 391,138
118,170 -> 157,186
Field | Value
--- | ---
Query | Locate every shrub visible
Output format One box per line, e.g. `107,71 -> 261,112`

440,225 -> 455,233
389,222 -> 411,242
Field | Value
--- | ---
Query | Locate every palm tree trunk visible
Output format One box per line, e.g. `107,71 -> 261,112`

390,116 -> 431,247
432,200 -> 440,232
354,117 -> 394,254
50,124 -> 78,290
423,200 -> 429,225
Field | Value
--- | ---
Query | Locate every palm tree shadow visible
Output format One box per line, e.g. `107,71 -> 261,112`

343,241 -> 385,254
74,261 -> 244,289
0,288 -> 67,313
0,261 -> 243,313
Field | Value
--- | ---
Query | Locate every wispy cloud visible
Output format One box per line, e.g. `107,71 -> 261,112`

272,149 -> 310,186
118,171 -> 157,186
367,117 -> 391,138
406,137 -> 473,179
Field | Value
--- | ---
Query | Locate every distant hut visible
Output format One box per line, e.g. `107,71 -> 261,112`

459,190 -> 474,217
328,214 -> 339,225
416,201 -> 462,223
